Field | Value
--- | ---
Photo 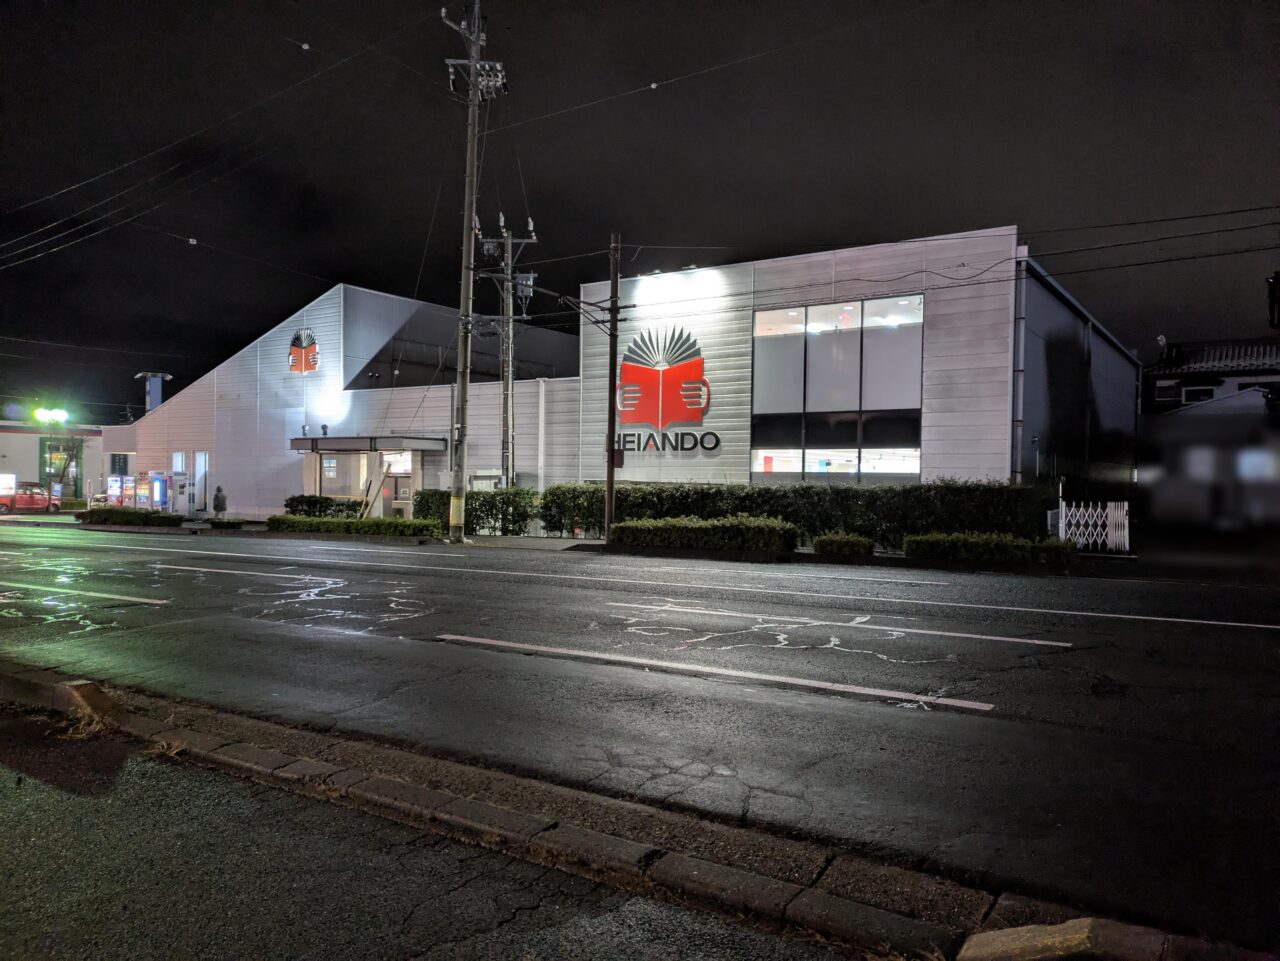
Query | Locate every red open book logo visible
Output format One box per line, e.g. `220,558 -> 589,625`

288,327 -> 320,374
616,328 -> 711,430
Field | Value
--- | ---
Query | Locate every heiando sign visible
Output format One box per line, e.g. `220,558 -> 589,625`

615,327 -> 720,453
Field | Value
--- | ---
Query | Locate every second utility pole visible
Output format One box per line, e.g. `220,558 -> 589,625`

604,232 -> 621,538
442,1 -> 505,542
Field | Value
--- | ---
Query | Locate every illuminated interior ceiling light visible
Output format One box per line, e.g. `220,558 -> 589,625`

898,300 -> 910,305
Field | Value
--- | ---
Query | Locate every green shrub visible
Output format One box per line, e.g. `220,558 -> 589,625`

1035,537 -> 1079,568
75,507 -> 184,527
60,497 -> 88,511
609,514 -> 799,553
282,494 -> 361,518
905,531 -> 1035,566
413,489 -> 451,529
538,483 -> 604,536
537,480 -> 1053,548
208,518 -> 245,530
813,532 -> 874,556
266,515 -> 443,538
411,487 -> 539,536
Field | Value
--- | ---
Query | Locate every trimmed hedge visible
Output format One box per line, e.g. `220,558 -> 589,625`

75,507 -> 184,527
411,487 -> 539,536
609,515 -> 799,553
208,518 -> 246,530
282,494 -> 361,518
904,532 -> 1078,568
813,532 -> 874,556
541,481 -> 1053,548
60,497 -> 88,511
266,515 -> 443,538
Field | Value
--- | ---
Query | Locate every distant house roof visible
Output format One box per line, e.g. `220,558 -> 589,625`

1146,337 -> 1280,376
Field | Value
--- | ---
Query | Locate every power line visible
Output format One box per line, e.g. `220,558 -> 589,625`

487,1 -> 943,135
0,334 -> 191,359
129,222 -> 339,285
622,205 -> 1280,255
0,95 -> 356,273
515,242 -> 1280,334
0,9 -> 439,220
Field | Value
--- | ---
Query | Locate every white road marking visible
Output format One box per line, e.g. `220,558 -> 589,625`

308,546 -> 466,557
644,565 -> 949,587
156,564 -> 343,581
0,580 -> 168,606
435,633 -> 995,712
0,550 -> 28,555
607,602 -> 1072,648
15,541 -> 1280,632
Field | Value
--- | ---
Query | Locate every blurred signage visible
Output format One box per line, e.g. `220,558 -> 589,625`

0,473 -> 15,496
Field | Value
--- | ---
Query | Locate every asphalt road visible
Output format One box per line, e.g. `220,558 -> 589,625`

0,526 -> 1275,947
0,712 -> 842,961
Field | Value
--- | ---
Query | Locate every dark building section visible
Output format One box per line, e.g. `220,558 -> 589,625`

1018,262 -> 1139,491
341,285 -> 578,391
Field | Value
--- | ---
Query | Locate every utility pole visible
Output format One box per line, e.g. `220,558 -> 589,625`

442,1 -> 506,541
604,232 -> 621,539
480,214 -> 536,488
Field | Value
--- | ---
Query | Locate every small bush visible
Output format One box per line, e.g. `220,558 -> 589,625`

905,531 -> 1080,568
413,489 -> 451,529
813,532 -> 874,556
1035,537 -> 1079,568
282,494 -> 361,518
411,487 -> 539,535
609,514 -> 799,553
208,518 -> 246,530
75,507 -> 184,527
265,515 -> 443,538
60,497 -> 88,511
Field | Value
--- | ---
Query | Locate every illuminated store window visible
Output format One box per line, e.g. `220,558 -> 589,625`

752,309 -> 805,413
803,448 -> 859,475
861,296 -> 923,410
806,303 -> 861,412
751,449 -> 803,474
859,448 -> 921,474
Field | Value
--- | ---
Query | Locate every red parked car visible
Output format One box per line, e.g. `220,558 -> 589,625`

0,482 -> 60,514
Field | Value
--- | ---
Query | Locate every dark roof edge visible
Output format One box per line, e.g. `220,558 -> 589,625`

1023,257 -> 1139,368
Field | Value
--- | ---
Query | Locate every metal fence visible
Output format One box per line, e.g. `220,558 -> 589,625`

1057,500 -> 1130,552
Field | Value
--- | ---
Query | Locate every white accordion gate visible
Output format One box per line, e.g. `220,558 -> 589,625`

1058,500 -> 1130,552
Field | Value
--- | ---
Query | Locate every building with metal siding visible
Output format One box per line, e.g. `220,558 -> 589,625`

102,285 -> 582,520
578,227 -> 1139,488
101,227 -> 1138,520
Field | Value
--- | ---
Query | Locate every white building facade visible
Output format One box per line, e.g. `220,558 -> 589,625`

102,228 -> 1139,520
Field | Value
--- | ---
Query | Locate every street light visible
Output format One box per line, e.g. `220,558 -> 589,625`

34,407 -> 68,425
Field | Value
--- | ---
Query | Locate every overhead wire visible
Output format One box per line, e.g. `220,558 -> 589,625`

0,8 -> 440,220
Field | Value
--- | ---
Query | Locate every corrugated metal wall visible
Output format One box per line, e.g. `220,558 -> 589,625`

578,228 -> 1019,484
106,282 -> 583,517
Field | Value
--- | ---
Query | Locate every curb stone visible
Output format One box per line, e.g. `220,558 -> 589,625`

2,660 -> 1270,961
956,919 -> 1276,961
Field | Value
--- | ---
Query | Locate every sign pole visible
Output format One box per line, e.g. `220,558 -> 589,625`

604,232 -> 621,540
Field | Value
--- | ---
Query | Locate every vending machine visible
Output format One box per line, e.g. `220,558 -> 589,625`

146,471 -> 189,514
122,475 -> 138,507
106,475 -> 123,506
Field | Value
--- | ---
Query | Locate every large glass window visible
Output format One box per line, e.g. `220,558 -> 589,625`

750,294 -> 924,482
861,296 -> 923,410
805,303 -> 861,412
752,309 -> 805,414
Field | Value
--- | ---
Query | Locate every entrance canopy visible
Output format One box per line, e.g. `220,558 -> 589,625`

289,434 -> 447,453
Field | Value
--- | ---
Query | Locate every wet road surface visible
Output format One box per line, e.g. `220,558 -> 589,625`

0,712 -> 843,960
0,526 -> 1275,947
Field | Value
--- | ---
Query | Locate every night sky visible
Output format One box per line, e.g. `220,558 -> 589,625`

1,0 -> 1276,424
